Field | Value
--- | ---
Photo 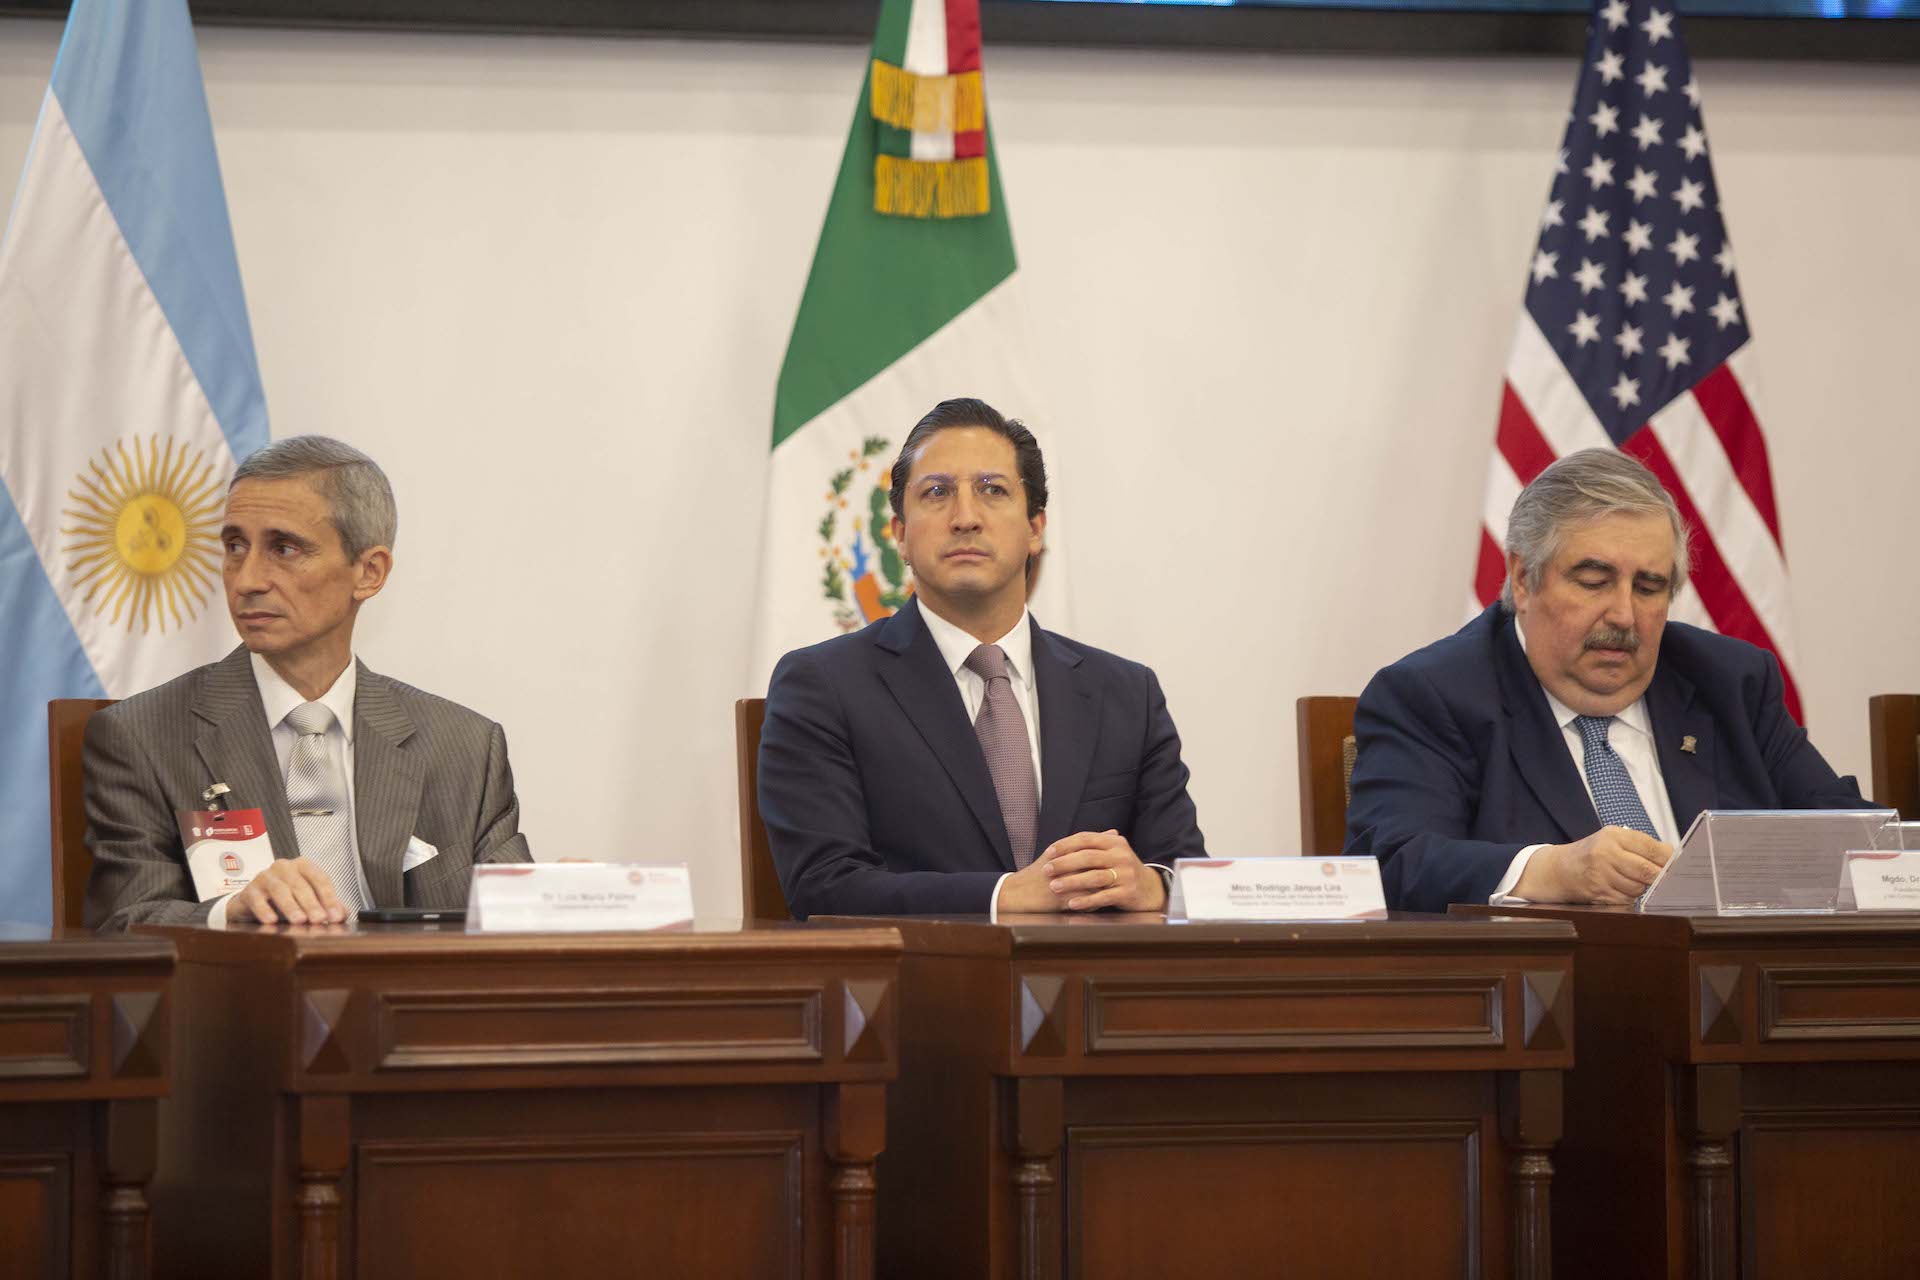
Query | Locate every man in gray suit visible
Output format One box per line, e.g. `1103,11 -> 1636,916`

84,436 -> 531,931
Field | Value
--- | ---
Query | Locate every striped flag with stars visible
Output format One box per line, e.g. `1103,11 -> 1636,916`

1474,0 -> 1803,720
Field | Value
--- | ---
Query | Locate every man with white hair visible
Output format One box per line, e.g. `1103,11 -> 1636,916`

1345,447 -> 1862,913
84,435 -> 531,930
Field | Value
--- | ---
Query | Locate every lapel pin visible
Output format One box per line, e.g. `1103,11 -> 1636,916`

1680,735 -> 1698,755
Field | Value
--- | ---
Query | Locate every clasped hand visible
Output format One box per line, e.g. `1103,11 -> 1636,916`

994,829 -> 1167,914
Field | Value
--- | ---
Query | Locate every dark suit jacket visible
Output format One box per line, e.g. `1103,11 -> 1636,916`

758,599 -> 1206,919
83,646 -> 532,931
1344,604 -> 1864,913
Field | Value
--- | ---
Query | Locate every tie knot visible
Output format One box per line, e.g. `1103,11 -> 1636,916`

1574,714 -> 1616,752
964,643 -> 1010,683
286,701 -> 336,737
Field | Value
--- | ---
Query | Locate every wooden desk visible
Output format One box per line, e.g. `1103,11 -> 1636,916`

1454,905 -> 1920,1280
0,926 -> 173,1280
817,912 -> 1575,1280
142,922 -> 900,1280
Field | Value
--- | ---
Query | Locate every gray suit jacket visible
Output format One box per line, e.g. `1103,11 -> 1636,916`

83,646 -> 532,931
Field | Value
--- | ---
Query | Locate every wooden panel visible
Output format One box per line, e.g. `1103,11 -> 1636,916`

372,986 -> 826,1069
1741,1112 -> 1920,1279
0,1152 -> 69,1280
0,996 -> 90,1080
1067,1120 -> 1478,1279
354,1132 -> 806,1280
1083,973 -> 1505,1054
736,696 -> 793,922
1869,694 -> 1920,820
48,698 -> 115,932
1296,695 -> 1359,856
1760,965 -> 1920,1042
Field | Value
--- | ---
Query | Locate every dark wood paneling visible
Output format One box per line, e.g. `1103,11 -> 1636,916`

0,938 -> 171,1280
1082,972 -> 1505,1054
843,914 -> 1572,1279
0,996 -> 89,1080
147,923 -> 900,1279
372,985 -> 825,1069
1760,964 -> 1920,1042
0,1152 -> 67,1280
1068,1119 -> 1478,1278
1742,1112 -> 1920,1279
356,1132 -> 807,1280
1457,903 -> 1920,1279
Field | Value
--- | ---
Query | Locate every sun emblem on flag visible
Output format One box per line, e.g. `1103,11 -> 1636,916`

61,436 -> 226,634
819,437 -> 913,631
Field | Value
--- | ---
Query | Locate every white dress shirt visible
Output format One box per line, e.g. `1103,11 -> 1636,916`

917,604 -> 1041,920
210,654 -> 369,926
1491,621 -> 1680,902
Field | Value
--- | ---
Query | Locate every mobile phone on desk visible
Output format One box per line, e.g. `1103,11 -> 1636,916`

358,907 -> 466,924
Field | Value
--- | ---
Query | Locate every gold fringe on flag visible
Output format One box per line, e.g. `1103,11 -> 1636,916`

870,59 -> 985,135
874,155 -> 991,219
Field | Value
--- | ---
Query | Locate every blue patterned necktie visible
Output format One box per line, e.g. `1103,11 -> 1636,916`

1573,714 -> 1659,839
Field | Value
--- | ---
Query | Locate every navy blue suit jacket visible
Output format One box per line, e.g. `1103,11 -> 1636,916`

1344,604 -> 1864,913
758,598 -> 1206,919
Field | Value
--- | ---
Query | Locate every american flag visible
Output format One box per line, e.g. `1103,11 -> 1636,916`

1475,0 -> 1801,720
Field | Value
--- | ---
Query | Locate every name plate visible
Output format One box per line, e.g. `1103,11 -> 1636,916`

1174,857 -> 1388,921
465,863 -> 694,933
1846,851 -> 1920,911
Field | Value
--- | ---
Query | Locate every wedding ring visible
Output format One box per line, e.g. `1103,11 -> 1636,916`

1107,868 -> 1120,888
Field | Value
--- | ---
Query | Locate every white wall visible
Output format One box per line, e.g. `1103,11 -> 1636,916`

3,21 -> 1914,915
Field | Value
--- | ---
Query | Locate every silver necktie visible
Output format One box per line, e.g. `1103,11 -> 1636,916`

284,701 -> 366,912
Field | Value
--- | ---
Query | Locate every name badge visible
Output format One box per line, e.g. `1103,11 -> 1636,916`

465,863 -> 695,933
1174,857 -> 1389,922
176,808 -> 274,901
1846,851 -> 1920,911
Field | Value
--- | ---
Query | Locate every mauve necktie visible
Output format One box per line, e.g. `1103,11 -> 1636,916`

964,644 -> 1040,869
284,701 -> 366,911
1573,714 -> 1660,839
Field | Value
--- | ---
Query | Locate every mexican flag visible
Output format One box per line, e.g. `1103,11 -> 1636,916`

749,0 -> 1067,686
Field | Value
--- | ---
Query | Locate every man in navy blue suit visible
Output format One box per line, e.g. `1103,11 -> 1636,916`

758,398 -> 1205,919
1346,448 -> 1862,913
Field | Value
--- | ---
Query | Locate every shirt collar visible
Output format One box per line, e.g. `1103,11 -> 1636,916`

250,651 -> 358,742
1512,617 -> 1651,740
920,602 -> 1034,690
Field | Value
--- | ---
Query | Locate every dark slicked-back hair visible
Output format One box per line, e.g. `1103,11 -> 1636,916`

886,397 -> 1048,521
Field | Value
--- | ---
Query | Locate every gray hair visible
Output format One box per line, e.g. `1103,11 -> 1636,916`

230,435 -> 397,559
1499,448 -> 1689,608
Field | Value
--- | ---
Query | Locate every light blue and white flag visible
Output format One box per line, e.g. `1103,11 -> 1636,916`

0,0 -> 269,924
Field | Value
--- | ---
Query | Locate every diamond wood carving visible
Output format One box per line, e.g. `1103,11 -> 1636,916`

1018,975 -> 1067,1057
1522,970 -> 1569,1051
110,990 -> 166,1079
841,978 -> 893,1063
301,989 -> 354,1074
1698,965 -> 1743,1046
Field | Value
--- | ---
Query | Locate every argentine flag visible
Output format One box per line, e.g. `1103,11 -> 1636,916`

0,0 -> 269,924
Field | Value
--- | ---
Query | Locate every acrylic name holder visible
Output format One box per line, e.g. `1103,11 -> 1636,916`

1174,857 -> 1388,922
1637,809 -> 1904,915
465,863 -> 695,933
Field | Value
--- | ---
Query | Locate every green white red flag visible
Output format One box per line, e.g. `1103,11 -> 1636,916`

750,0 -> 1066,684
